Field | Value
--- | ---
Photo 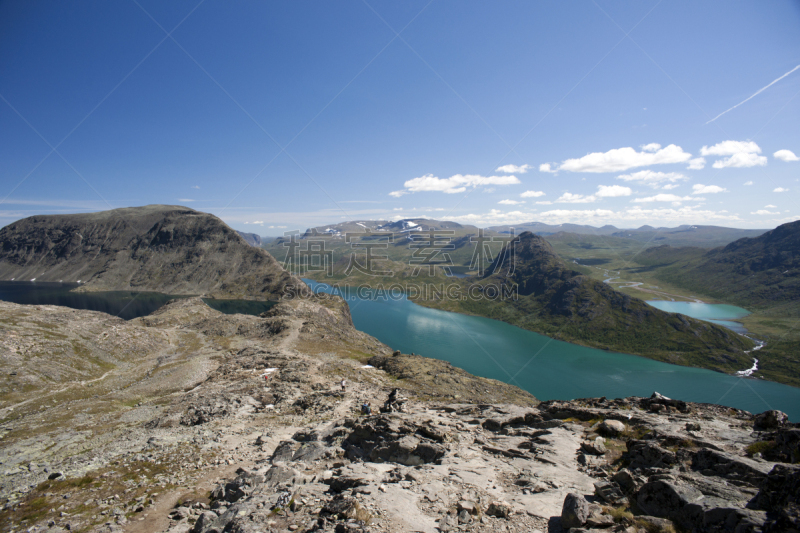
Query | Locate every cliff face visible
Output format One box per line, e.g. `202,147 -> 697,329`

0,205 -> 302,299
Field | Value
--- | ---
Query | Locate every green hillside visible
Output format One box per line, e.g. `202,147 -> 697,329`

415,232 -> 755,374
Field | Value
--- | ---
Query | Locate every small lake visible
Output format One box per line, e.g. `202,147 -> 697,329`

0,281 -> 274,320
304,280 -> 799,420
647,300 -> 750,333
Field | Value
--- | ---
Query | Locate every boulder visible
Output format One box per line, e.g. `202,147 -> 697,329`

598,419 -> 625,437
772,428 -> 800,463
322,495 -> 372,523
753,410 -> 788,431
749,464 -> 800,513
692,449 -> 772,485
594,480 -> 625,504
189,511 -> 218,533
581,436 -> 607,455
457,500 -> 479,515
561,493 -> 589,529
612,468 -> 641,494
636,480 -> 704,519
263,465 -> 302,488
627,440 -> 676,470
486,500 -> 512,519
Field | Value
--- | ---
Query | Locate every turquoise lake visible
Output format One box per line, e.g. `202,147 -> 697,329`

304,280 -> 799,421
1,279 -> 797,420
646,300 -> 750,333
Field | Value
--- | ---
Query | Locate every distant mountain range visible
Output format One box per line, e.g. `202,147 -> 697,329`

636,219 -> 799,310
488,222 -> 769,248
0,205 -> 301,300
302,218 -> 471,238
293,218 -> 770,248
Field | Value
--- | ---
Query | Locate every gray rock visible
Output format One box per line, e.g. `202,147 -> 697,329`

322,495 -> 372,523
457,500 -> 478,515
612,468 -> 641,494
486,500 -> 512,519
190,510 -> 218,533
594,480 -> 624,504
581,437 -> 607,455
561,493 -> 589,529
753,410 -> 788,431
637,480 -> 704,519
692,448 -> 772,485
598,420 -> 625,437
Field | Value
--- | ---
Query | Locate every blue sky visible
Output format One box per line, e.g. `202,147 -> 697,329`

1,0 -> 799,234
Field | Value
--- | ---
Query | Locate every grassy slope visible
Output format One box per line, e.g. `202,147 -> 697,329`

627,222 -> 800,387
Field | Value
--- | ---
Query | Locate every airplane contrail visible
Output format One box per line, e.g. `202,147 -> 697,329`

706,64 -> 800,124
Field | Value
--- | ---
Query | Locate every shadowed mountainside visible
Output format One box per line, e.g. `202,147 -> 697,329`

0,205 -> 302,300
417,231 -> 755,373
635,219 -> 800,311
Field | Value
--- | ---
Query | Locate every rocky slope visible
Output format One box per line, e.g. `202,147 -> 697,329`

0,205 -> 301,299
420,231 -> 756,374
0,295 -> 797,533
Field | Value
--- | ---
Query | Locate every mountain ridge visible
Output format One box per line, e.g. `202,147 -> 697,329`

0,205 -> 301,300
416,231 -> 756,373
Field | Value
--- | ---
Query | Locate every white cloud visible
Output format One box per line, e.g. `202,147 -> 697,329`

633,194 -> 699,203
536,200 -> 553,205
554,144 -> 692,173
700,141 -> 768,168
692,184 -> 727,194
244,220 -> 264,225
774,149 -> 799,162
398,173 -> 520,194
499,199 -> 524,205
712,152 -> 768,168
765,204 -> 777,208
447,209 -> 533,225
596,185 -> 632,197
662,184 -> 679,190
687,157 -> 706,170
774,187 -> 789,192
389,190 -> 407,197
535,206 -> 740,225
616,170 -> 689,188
177,198 -> 195,202
700,140 -> 761,156
191,185 -> 200,189
520,190 -> 546,198
496,164 -> 532,174
556,192 -> 596,203
751,210 -> 780,215
640,143 -> 661,152
539,163 -> 556,173
744,181 -> 754,186
267,225 -> 287,229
